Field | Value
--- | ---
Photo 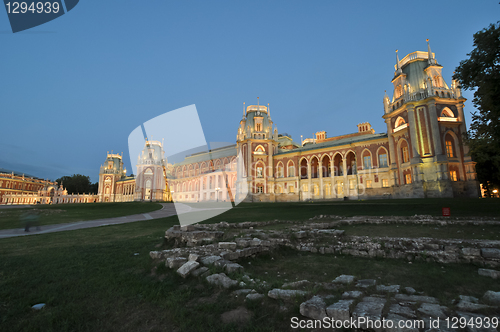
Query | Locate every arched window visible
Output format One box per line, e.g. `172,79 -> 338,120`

276,162 -> 284,178
395,116 -> 406,129
255,145 -> 265,153
346,152 -> 356,175
310,157 -> 319,178
300,159 -> 308,179
400,140 -> 409,163
378,148 -> 388,168
362,150 -> 372,170
333,154 -> 343,176
445,133 -> 455,158
441,107 -> 454,118
322,155 -> 331,177
287,160 -> 295,177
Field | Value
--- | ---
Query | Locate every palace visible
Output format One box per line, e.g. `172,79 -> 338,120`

1,42 -> 480,205
167,42 -> 479,202
0,169 -> 98,205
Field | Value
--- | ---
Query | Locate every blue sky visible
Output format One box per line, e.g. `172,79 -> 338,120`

0,1 -> 498,182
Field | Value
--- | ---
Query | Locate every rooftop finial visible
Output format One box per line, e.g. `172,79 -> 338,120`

426,39 -> 437,65
243,102 -> 245,118
395,49 -> 402,75
268,103 -> 271,119
257,97 -> 259,108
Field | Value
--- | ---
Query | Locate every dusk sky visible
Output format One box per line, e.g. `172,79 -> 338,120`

1,1 -> 498,183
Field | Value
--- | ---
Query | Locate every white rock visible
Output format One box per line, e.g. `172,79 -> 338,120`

326,299 -> 354,321
218,242 -> 237,250
482,290 -> 500,306
332,274 -> 355,284
268,289 -> 309,301
299,296 -> 327,320
206,273 -> 238,289
176,261 -> 199,278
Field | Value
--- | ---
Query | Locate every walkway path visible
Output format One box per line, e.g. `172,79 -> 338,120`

0,203 -> 197,239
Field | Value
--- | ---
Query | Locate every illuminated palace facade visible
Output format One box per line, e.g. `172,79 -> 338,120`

100,43 -> 479,203
170,44 -> 479,202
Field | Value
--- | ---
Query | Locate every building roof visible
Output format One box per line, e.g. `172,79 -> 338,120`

276,132 -> 388,155
173,145 -> 237,167
0,167 -> 44,180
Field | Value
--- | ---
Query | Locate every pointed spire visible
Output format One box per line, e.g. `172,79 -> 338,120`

395,49 -> 402,75
257,97 -> 259,109
242,102 -> 246,118
426,39 -> 436,65
268,103 -> 271,119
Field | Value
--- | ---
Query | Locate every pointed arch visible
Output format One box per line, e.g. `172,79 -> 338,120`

254,145 -> 265,153
321,155 -> 331,177
361,148 -> 373,170
276,161 -> 284,178
310,156 -> 319,178
287,160 -> 296,177
395,116 -> 406,129
299,157 -> 308,179
376,146 -> 389,168
441,107 -> 455,118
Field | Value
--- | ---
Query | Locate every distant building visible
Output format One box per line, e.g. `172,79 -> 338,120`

97,140 -> 171,202
0,169 -> 97,205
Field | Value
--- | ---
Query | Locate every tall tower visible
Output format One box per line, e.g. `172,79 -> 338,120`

236,100 -> 279,202
382,41 -> 479,198
98,152 -> 126,202
135,139 -> 169,201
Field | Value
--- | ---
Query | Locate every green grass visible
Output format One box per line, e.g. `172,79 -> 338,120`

2,219 -> 499,332
198,198 -> 500,224
0,202 -> 162,230
1,199 -> 500,331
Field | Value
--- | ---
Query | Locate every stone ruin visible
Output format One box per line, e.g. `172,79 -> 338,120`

150,215 -> 500,331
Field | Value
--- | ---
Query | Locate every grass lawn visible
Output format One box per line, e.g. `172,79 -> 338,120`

1,199 -> 500,331
0,202 -> 162,230
196,198 -> 500,224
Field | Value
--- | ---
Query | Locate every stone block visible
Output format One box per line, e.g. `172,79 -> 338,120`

481,248 -> 500,259
388,304 -> 417,319
299,296 -> 327,320
326,299 -> 354,321
246,293 -> 264,301
456,311 -> 498,332
482,290 -> 500,305
176,261 -> 199,278
417,303 -> 448,319
332,274 -> 355,284
200,255 -> 222,266
356,279 -> 377,288
395,294 -> 439,304
352,297 -> 386,332
206,273 -> 238,288
267,289 -> 309,301
342,290 -> 364,299
166,257 -> 187,269
188,253 -> 199,261
225,263 -> 244,274
218,242 -> 237,250
181,225 -> 195,232
376,284 -> 400,293
461,247 -> 481,256
250,238 -> 262,246
191,267 -> 209,277
478,268 -> 500,279
236,239 -> 250,248
220,251 -> 240,261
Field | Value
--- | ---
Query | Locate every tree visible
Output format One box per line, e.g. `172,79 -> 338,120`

56,174 -> 98,194
454,21 -> 500,196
